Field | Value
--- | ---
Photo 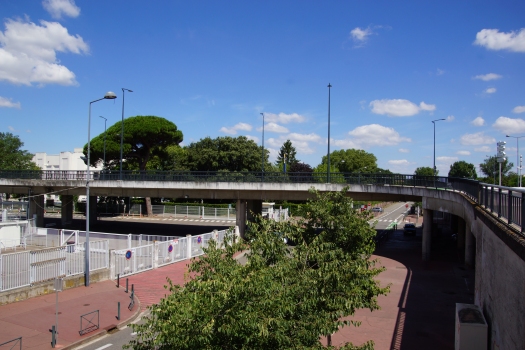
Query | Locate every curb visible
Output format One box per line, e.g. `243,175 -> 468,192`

61,295 -> 142,350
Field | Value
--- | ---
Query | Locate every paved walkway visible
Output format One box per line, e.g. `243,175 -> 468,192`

0,217 -> 474,349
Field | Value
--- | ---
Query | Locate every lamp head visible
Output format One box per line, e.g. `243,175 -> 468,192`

122,88 -> 133,93
104,91 -> 117,99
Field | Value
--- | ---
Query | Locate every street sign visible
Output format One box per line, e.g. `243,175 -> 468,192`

497,141 -> 506,163
405,204 -> 409,208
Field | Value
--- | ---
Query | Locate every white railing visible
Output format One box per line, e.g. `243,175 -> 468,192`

156,237 -> 188,267
0,240 -> 109,292
113,244 -> 154,278
149,205 -> 236,220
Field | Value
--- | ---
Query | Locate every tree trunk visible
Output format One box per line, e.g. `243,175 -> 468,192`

145,197 -> 153,217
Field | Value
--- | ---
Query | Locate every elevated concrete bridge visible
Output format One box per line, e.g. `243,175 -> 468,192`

0,170 -> 524,348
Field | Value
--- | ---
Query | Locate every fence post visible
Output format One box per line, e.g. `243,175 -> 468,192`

508,189 -> 513,226
127,234 -> 132,249
174,205 -> 177,218
186,234 -> 192,258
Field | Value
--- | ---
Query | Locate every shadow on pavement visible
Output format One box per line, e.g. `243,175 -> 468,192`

375,226 -> 475,350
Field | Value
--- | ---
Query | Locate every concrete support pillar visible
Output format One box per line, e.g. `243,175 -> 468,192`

246,200 -> 262,222
29,194 -> 45,227
236,199 -> 247,239
422,209 -> 433,261
88,196 -> 97,227
457,216 -> 466,250
61,195 -> 73,227
465,224 -> 475,268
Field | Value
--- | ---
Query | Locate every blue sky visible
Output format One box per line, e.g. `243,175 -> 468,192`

1,0 -> 525,175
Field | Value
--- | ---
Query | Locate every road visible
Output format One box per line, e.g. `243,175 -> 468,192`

369,202 -> 414,231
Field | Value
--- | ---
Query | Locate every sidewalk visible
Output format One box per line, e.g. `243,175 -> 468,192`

0,225 -> 473,349
0,278 -> 141,349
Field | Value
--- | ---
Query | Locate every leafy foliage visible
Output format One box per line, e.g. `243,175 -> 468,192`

85,115 -> 183,171
126,188 -> 388,350
185,136 -> 268,172
448,161 -> 477,179
479,155 -> 513,181
275,139 -> 299,168
0,133 -> 39,170
320,149 -> 378,174
414,166 -> 436,176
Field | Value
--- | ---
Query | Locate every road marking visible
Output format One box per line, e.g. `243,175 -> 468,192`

95,344 -> 113,350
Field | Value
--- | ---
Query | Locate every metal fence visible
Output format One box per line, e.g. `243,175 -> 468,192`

0,240 -> 109,292
112,229 -> 229,278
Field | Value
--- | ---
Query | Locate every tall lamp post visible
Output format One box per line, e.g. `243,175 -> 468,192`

120,88 -> 133,180
327,83 -> 332,183
99,116 -> 107,169
506,134 -> 524,187
432,118 -> 445,177
260,112 -> 265,181
86,91 -> 117,286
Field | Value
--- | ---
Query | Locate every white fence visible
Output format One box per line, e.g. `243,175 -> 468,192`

150,205 -> 236,220
112,229 -> 230,279
0,240 -> 109,292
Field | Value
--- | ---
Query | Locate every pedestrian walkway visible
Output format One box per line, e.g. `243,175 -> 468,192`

0,222 -> 473,349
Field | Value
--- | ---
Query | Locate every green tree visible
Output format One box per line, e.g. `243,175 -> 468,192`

126,188 -> 388,349
86,115 -> 183,171
414,166 -> 436,176
0,133 -> 39,171
275,139 -> 299,169
448,161 -> 477,179
185,136 -> 268,172
321,149 -> 377,173
313,163 -> 345,183
479,155 -> 513,185
85,116 -> 183,215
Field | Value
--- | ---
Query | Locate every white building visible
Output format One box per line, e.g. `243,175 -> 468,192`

32,148 -> 101,172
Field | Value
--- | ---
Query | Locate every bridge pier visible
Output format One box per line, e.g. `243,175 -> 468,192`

465,223 -> 475,268
61,195 -> 73,227
236,199 -> 262,240
422,209 -> 433,261
88,196 -> 98,227
29,194 -> 44,227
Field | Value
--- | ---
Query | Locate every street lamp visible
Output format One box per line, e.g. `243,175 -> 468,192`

327,83 -> 332,183
99,116 -> 107,169
260,112 -> 265,180
86,91 -> 117,287
432,118 -> 446,177
506,134 -> 524,187
120,88 -> 133,180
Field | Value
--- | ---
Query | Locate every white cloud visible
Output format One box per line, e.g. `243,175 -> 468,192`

446,115 -> 455,121
8,126 -> 15,131
398,148 -> 409,153
257,122 -> 288,133
474,28 -> 525,52
460,132 -> 496,145
457,150 -> 471,156
350,27 -> 372,42
0,96 -> 20,108
475,146 -> 492,153
512,106 -> 525,114
471,116 -> 485,126
493,116 -> 525,134
437,156 -> 458,162
245,135 -> 259,143
485,87 -> 497,94
473,73 -> 502,81
43,0 -> 80,19
287,132 -> 323,143
219,122 -> 252,135
266,133 -> 323,156
0,18 -> 88,86
263,112 -> 306,124
436,68 -> 445,76
388,159 -> 410,165
347,124 -> 410,147
369,99 -> 436,117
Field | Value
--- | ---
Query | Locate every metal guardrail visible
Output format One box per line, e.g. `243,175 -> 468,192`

0,336 -> 22,349
1,170 -> 525,234
79,310 -> 99,336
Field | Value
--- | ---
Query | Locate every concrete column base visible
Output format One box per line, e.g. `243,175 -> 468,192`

422,209 -> 433,261
61,195 -> 74,227
29,194 -> 44,227
236,199 -> 247,239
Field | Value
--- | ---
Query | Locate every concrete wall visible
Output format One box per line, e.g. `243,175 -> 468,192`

424,192 -> 525,349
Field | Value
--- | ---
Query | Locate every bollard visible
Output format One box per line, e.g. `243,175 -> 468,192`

125,278 -> 128,293
51,325 -> 56,348
117,274 -> 120,288
117,302 -> 120,321
132,284 -> 134,293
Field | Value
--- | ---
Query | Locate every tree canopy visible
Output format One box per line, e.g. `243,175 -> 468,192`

275,139 -> 299,168
184,136 -> 268,172
85,115 -> 183,171
448,161 -> 477,179
414,166 -> 436,176
321,149 -> 377,173
0,133 -> 39,170
479,155 -> 514,185
126,188 -> 388,349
